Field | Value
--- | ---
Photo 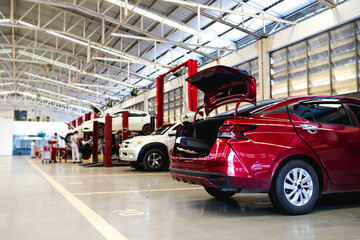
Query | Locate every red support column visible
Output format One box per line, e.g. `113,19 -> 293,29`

50,141 -> 57,162
187,59 -> 198,112
92,121 -> 99,163
104,114 -> 112,167
156,76 -> 164,128
122,111 -> 129,142
77,116 -> 83,127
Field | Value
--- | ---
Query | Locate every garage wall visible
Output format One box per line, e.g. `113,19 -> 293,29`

12,121 -> 69,136
0,104 -> 79,122
0,118 -> 13,156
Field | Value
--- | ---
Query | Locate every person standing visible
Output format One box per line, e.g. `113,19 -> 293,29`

50,133 -> 59,148
30,140 -> 36,158
71,131 -> 81,164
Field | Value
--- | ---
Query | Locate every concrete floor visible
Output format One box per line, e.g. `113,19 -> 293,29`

1,156 -> 360,240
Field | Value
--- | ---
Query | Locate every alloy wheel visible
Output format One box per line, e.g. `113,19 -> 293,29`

143,125 -> 153,135
283,168 -> 314,207
146,152 -> 163,170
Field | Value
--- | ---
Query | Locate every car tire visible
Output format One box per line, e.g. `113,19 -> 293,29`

142,149 -> 166,171
204,186 -> 236,199
98,124 -> 105,137
268,159 -> 319,215
142,124 -> 153,135
130,161 -> 144,171
65,133 -> 73,143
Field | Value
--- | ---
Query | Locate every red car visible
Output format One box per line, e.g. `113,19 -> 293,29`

170,65 -> 360,215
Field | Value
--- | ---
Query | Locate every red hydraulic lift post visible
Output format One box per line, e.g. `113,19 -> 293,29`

122,111 -> 129,142
104,114 -> 112,167
156,76 -> 164,128
155,60 -> 198,128
187,59 -> 198,112
77,116 -> 83,127
92,121 -> 99,163
84,112 -> 91,140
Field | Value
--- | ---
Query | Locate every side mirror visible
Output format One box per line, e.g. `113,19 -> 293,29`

168,130 -> 177,137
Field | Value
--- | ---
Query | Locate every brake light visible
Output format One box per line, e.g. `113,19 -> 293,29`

217,124 -> 257,139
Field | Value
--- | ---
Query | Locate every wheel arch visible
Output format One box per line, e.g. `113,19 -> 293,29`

137,143 -> 169,163
270,154 -> 324,194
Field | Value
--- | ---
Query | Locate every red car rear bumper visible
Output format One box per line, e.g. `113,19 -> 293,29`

170,139 -> 271,192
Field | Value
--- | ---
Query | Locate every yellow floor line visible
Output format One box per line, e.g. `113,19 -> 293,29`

27,158 -> 128,240
74,187 -> 204,196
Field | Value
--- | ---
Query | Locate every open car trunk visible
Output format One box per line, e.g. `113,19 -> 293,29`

175,117 -> 228,156
175,65 -> 257,156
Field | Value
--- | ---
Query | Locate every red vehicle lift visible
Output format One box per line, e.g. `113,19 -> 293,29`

156,59 -> 198,128
122,111 -> 129,142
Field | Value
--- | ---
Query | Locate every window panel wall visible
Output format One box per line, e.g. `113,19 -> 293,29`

271,20 -> 360,98
163,87 -> 183,123
235,58 -> 260,100
127,102 -> 144,111
330,23 -> 357,95
148,97 -> 156,115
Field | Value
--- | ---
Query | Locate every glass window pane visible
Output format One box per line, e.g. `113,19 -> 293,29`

292,104 -> 314,122
271,48 -> 288,98
288,42 -> 307,96
349,104 -> 360,124
308,32 -> 330,95
330,23 -> 356,95
309,103 -> 351,126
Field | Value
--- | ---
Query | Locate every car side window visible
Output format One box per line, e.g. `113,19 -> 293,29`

308,103 -> 352,126
129,112 -> 144,117
349,104 -> 360,125
292,104 -> 314,122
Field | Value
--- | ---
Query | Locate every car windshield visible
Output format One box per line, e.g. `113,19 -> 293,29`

215,99 -> 285,117
151,123 -> 174,135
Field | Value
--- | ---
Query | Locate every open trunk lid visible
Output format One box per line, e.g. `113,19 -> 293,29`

88,103 -> 103,117
64,121 -> 75,129
186,65 -> 256,116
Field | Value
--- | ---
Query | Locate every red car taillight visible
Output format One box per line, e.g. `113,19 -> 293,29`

217,124 -> 257,139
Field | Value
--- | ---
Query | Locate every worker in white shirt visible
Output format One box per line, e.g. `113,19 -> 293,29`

50,133 -> 59,148
70,131 -> 81,164
30,140 -> 36,158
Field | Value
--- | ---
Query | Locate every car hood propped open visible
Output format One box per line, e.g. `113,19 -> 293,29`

186,65 -> 257,116
88,103 -> 103,117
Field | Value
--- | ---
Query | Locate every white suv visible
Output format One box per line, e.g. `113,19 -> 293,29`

59,122 -> 83,143
119,123 -> 180,171
81,107 -> 153,136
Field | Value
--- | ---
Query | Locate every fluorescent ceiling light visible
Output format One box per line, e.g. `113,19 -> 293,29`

18,20 -> 147,63
20,51 -> 136,90
69,104 -> 91,111
18,83 -> 32,88
0,82 -> 13,87
24,72 -> 121,101
0,49 -> 12,54
107,0 -> 233,46
0,19 -> 10,23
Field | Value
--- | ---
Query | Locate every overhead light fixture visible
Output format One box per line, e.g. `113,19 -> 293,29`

20,51 -> 137,90
0,82 -> 13,87
0,49 -> 12,54
106,0 -> 234,46
24,72 -> 121,101
130,88 -> 138,96
44,64 -> 52,72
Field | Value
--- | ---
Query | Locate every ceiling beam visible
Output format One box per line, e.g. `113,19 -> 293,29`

316,0 -> 336,8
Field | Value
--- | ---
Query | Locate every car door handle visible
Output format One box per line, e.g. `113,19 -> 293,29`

300,124 -> 319,134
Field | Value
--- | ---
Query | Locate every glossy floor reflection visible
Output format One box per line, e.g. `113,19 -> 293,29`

1,156 -> 360,240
